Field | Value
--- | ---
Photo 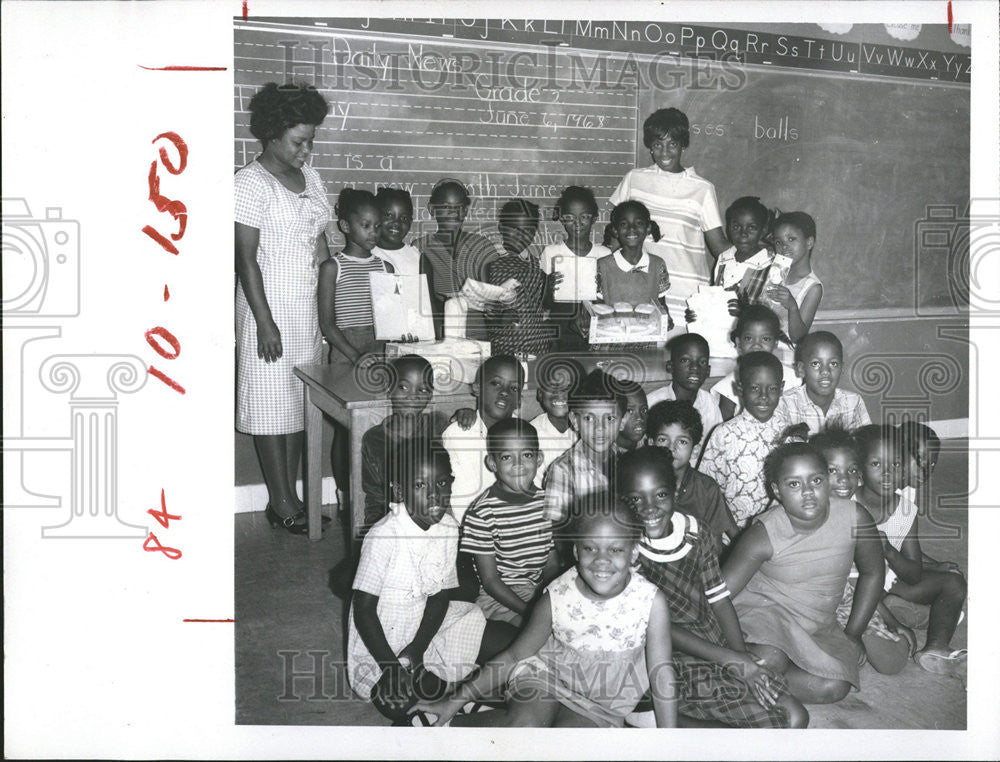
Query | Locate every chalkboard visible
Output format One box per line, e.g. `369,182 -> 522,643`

639,73 -> 970,312
234,22 -> 639,253
235,19 -> 970,314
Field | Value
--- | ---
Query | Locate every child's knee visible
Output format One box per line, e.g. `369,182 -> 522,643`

814,678 -> 851,704
941,570 -> 967,602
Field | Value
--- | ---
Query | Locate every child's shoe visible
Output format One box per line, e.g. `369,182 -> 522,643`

914,647 -> 967,677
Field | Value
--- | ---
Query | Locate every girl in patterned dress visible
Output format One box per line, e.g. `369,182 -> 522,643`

486,199 -> 552,357
415,501 -> 677,727
235,82 -> 330,534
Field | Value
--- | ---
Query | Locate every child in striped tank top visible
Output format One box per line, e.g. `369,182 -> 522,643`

319,188 -> 394,364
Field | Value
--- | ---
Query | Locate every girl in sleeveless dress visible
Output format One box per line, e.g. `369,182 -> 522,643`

723,442 -> 885,704
764,212 -> 823,358
415,501 -> 678,727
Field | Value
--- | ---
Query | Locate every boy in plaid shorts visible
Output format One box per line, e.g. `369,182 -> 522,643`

618,448 -> 808,728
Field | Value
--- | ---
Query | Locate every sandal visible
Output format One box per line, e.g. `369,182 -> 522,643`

914,648 -> 968,676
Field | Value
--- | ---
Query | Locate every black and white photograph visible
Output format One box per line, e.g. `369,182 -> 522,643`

4,1 -> 1000,759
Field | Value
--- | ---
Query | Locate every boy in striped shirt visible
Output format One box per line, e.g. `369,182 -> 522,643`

460,419 -> 560,627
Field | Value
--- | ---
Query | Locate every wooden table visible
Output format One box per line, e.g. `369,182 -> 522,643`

294,349 -> 735,543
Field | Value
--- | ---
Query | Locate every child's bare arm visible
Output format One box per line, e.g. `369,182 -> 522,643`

645,591 -> 678,728
711,596 -> 747,652
540,548 -> 562,588
473,554 -> 528,616
721,522 -> 773,596
318,259 -> 362,364
846,504 -> 886,641
353,590 -> 402,668
400,590 -> 450,668
883,514 -> 923,586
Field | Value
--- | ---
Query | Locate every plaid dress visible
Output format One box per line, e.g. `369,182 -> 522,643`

235,160 -> 330,434
637,512 -> 792,728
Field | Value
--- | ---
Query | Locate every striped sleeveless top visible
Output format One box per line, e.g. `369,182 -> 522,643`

333,252 -> 389,329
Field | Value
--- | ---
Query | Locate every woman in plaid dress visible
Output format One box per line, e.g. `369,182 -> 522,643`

235,83 -> 330,533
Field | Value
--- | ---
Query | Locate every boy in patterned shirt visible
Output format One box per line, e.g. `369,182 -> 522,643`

619,448 -> 808,728
460,419 -> 560,626
699,352 -> 791,528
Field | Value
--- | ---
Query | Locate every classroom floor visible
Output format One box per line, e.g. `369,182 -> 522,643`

234,442 -> 968,730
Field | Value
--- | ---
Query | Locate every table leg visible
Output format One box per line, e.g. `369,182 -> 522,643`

349,409 -> 366,557
304,386 -> 324,541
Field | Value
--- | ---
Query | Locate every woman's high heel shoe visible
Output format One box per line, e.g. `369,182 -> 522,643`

265,504 -> 310,535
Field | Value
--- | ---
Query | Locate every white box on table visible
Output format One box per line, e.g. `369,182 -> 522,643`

385,338 -> 491,392
585,300 -> 670,345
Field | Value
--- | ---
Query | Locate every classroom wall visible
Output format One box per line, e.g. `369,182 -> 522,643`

233,18 -> 971,489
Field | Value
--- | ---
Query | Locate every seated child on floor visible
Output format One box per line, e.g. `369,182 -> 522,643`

723,442 -> 885,705
620,448 -> 808,728
853,425 -> 968,677
361,354 -> 435,533
812,427 -> 915,675
460,419 -> 560,627
442,354 -> 524,524
647,332 -> 723,451
699,352 -> 792,529
415,498 -> 678,728
348,437 -> 514,722
778,331 -> 871,435
529,355 -> 585,482
898,421 -> 962,576
710,303 -> 800,421
647,401 -> 738,547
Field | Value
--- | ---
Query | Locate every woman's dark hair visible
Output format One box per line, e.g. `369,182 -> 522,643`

642,107 -> 690,149
730,300 -> 792,348
335,187 -> 379,220
375,186 -> 414,216
248,83 -> 329,147
763,442 -> 828,502
553,185 -> 599,220
610,200 -> 652,227
725,196 -> 770,230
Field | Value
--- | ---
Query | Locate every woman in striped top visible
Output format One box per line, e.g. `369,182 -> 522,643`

318,188 -> 394,365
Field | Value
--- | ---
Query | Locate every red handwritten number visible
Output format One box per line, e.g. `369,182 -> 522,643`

143,532 -> 182,560
148,488 -> 182,529
143,131 -> 188,253
154,131 -> 188,175
145,326 -> 181,360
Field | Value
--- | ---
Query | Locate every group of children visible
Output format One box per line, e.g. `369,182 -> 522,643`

332,105 -> 965,728
318,108 -> 823,362
345,335 -> 966,728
